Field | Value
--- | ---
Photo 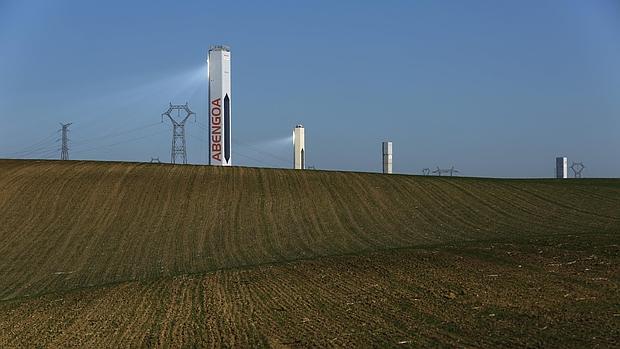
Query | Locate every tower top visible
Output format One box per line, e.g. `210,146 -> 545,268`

209,45 -> 231,52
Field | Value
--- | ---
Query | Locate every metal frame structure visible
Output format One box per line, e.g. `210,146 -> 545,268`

162,103 -> 195,164
432,166 -> 459,176
60,123 -> 72,160
570,161 -> 585,178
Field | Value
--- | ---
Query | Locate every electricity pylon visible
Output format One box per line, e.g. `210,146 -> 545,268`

432,166 -> 459,176
60,123 -> 72,160
161,103 -> 195,164
570,162 -> 585,178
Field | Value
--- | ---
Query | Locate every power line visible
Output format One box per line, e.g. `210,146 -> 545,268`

190,127 -> 271,167
196,121 -> 289,167
185,129 -> 209,164
3,122 -> 163,160
2,131 -> 58,157
71,129 -> 168,157
233,140 -> 290,166
8,144 -> 58,158
20,147 -> 61,160
71,122 -> 161,146
232,149 -> 274,167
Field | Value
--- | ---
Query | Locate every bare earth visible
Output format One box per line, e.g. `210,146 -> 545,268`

0,159 -> 618,347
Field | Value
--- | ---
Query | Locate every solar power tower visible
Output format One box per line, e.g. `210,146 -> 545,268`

293,125 -> 305,169
382,141 -> 393,174
208,45 -> 232,166
556,157 -> 568,179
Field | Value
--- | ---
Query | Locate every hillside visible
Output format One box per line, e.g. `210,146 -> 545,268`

0,159 -> 618,347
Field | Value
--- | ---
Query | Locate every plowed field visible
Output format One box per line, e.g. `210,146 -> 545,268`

0,159 -> 618,347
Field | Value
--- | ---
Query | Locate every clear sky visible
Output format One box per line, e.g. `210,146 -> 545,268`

0,0 -> 618,177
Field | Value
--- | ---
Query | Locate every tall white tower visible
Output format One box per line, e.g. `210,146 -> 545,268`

556,157 -> 568,179
293,125 -> 305,169
208,45 -> 232,166
382,141 -> 393,174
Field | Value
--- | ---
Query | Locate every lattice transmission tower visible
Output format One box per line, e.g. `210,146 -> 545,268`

60,123 -> 72,160
570,162 -> 585,178
161,103 -> 195,164
432,166 -> 459,176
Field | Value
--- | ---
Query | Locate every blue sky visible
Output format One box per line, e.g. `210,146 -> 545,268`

0,0 -> 618,177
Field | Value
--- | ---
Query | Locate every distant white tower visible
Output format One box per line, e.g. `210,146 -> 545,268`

382,141 -> 393,174
556,157 -> 568,179
293,125 -> 305,169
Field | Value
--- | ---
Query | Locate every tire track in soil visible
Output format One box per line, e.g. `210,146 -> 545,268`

0,236 -> 618,347
0,159 -> 618,307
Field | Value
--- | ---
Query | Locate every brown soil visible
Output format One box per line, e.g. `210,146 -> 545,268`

0,159 -> 618,347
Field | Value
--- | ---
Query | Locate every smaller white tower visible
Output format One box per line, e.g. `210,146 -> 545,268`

556,157 -> 568,179
293,125 -> 305,169
382,141 -> 393,174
